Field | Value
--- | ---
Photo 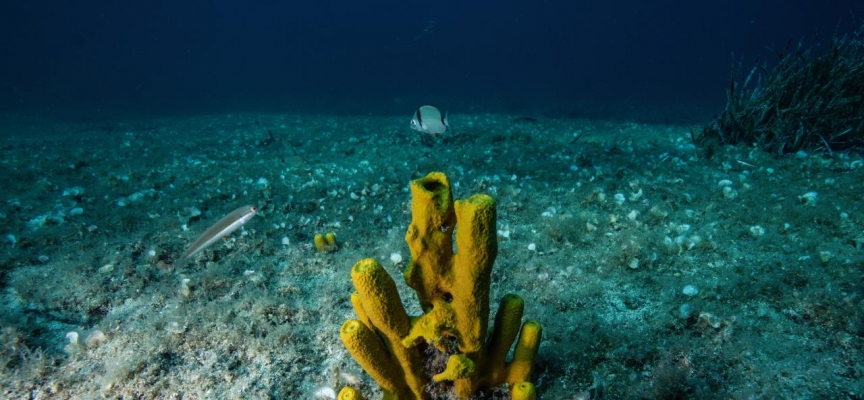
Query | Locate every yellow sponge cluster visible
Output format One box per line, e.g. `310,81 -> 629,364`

314,232 -> 338,252
339,172 -> 542,399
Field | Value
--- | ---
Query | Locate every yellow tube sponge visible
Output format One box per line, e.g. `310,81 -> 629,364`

505,320 -> 543,383
484,294 -> 525,383
337,386 -> 365,400
339,320 -> 403,397
314,233 -> 327,251
432,354 -> 476,383
511,382 -> 537,400
403,174 -> 496,360
314,232 -> 338,252
344,259 -> 428,399
341,172 -> 542,400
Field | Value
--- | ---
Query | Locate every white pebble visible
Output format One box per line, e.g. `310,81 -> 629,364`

527,243 -> 537,252
62,186 -> 85,197
313,387 -> 336,400
390,252 -> 403,264
281,236 -> 290,245
798,191 -> 818,206
749,225 -> 766,237
180,278 -> 191,297
188,207 -> 202,219
682,284 -> 699,297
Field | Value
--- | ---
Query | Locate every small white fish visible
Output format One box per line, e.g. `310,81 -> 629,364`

173,205 -> 257,267
410,105 -> 449,136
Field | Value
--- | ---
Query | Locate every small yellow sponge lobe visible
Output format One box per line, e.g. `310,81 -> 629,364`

314,232 -> 338,252
337,386 -> 365,400
511,382 -> 536,400
432,354 -> 476,382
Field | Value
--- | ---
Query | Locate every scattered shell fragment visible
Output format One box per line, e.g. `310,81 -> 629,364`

682,284 -> 699,297
798,191 -> 818,206
749,225 -> 766,237
313,386 -> 336,400
86,330 -> 107,348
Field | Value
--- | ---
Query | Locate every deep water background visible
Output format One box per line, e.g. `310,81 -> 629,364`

1,0 -> 862,121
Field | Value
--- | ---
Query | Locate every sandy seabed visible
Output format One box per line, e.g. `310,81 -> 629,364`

0,112 -> 862,399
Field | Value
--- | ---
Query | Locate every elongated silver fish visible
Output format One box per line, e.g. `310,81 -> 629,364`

410,105 -> 449,136
173,205 -> 257,267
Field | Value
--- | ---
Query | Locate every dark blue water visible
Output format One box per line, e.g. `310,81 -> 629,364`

1,0 -> 862,120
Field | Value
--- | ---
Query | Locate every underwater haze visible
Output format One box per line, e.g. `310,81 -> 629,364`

2,1 -> 864,399
1,0 -> 862,119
